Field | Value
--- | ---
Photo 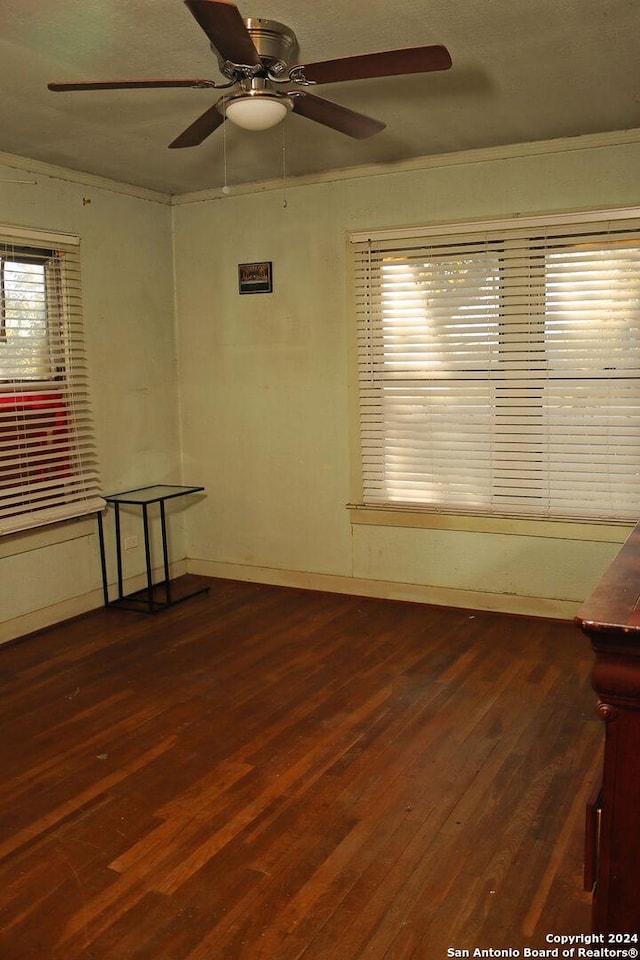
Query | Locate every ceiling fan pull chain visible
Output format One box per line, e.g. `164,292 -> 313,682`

282,123 -> 288,209
222,98 -> 231,195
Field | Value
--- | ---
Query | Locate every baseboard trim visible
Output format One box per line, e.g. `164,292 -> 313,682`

0,590 -> 104,646
186,559 -> 578,620
1,560 -> 188,646
3,557 -> 578,646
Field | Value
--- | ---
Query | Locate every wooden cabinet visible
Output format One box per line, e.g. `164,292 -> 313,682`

575,523 -> 640,933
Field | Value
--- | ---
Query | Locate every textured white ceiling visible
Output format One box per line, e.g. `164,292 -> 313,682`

1,0 -> 639,195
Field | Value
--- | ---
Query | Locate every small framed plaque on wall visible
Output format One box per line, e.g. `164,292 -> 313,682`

238,261 -> 273,294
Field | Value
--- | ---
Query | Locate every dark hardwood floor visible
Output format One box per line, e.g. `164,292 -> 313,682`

0,577 -> 600,959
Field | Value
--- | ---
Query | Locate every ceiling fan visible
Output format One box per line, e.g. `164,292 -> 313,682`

48,0 -> 452,148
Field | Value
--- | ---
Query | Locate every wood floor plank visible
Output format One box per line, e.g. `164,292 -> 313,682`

0,578 -> 601,959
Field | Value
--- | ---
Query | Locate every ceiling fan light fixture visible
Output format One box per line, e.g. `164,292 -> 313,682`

225,93 -> 291,131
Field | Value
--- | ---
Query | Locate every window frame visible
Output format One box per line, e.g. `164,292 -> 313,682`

0,224 -> 104,536
348,206 -> 640,530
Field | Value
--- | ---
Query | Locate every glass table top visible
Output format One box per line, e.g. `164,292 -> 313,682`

104,484 -> 204,505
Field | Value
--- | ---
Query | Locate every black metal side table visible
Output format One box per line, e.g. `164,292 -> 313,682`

97,484 -> 208,613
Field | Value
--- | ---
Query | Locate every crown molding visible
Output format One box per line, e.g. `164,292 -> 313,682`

0,151 -> 171,204
3,126 -> 639,207
172,127 -> 640,206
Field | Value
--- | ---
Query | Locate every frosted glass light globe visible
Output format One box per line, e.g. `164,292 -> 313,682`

225,96 -> 289,131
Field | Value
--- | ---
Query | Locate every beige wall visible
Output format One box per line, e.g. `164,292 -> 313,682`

174,133 -> 640,618
2,132 -> 639,640
0,160 -> 181,642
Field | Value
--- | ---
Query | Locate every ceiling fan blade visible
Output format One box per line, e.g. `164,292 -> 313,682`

291,93 -> 385,140
168,101 -> 225,148
48,78 -> 218,92
295,44 -> 452,85
184,0 -> 260,67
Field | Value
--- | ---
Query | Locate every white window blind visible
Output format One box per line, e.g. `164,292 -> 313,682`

0,226 -> 104,534
351,211 -> 640,522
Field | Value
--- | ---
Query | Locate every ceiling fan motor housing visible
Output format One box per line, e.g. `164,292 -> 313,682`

213,18 -> 299,77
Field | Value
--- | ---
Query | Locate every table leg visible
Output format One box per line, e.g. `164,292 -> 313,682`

97,510 -> 109,606
160,500 -> 172,606
142,503 -> 154,611
114,503 -> 124,600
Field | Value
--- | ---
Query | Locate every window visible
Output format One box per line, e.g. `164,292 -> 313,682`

0,225 -> 104,535
351,210 -> 640,522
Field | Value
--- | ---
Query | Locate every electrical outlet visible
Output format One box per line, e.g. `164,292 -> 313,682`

124,535 -> 138,550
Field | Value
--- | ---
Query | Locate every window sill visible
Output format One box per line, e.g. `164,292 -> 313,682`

347,505 -> 632,544
0,515 -> 96,559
